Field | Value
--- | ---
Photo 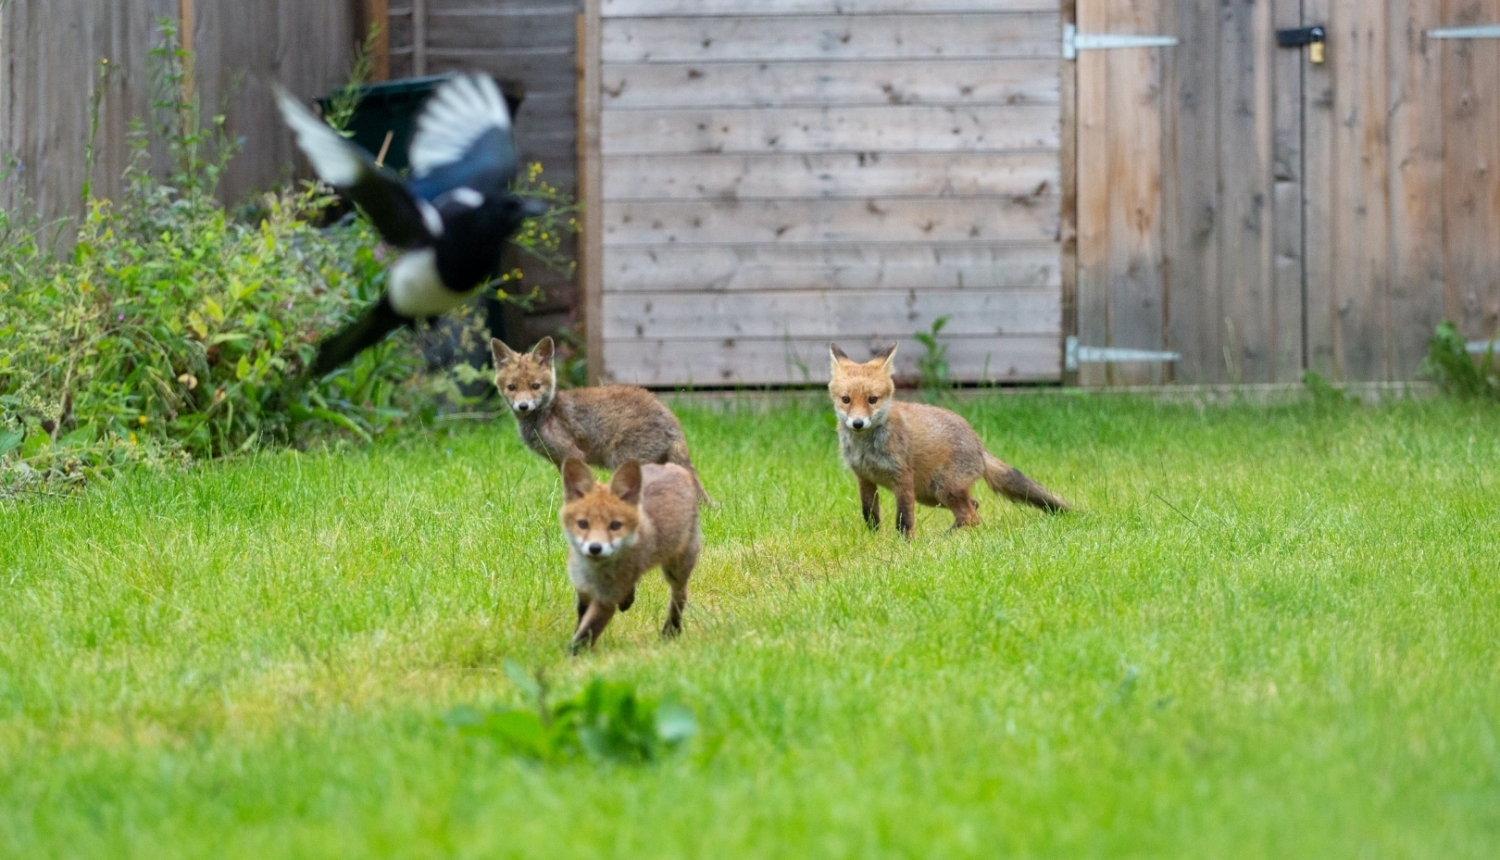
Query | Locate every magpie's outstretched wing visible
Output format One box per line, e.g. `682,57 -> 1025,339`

273,85 -> 438,249
406,75 -> 520,202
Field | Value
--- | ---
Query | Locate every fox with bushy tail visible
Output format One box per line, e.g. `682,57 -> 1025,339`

828,342 -> 1069,538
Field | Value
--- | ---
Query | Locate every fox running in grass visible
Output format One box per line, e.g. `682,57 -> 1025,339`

828,342 -> 1069,538
490,336 -> 710,502
559,458 -> 702,653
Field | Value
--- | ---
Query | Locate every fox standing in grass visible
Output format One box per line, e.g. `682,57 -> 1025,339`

559,458 -> 701,653
491,337 -> 709,502
828,343 -> 1069,538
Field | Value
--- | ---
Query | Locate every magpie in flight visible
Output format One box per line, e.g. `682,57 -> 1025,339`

274,74 -> 545,378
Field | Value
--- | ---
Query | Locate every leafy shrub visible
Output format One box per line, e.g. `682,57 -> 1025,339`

1421,321 -> 1499,399
444,660 -> 697,766
0,23 -> 580,493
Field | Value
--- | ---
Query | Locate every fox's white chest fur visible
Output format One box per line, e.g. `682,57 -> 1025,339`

839,423 -> 902,483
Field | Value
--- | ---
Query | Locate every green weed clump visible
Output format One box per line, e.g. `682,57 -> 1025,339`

1422,320 -> 1499,399
445,660 -> 697,765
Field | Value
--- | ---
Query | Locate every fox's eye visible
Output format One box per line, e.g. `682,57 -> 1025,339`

868,395 -> 878,405
577,520 -> 588,530
609,521 -> 622,531
841,396 -> 851,404
531,383 -> 541,390
506,384 -> 516,391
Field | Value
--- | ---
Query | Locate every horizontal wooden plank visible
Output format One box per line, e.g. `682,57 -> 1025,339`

603,198 -> 1058,246
603,289 -> 1060,339
419,56 -> 577,96
414,8 -> 576,52
601,13 -> 1060,62
600,105 -> 1058,154
602,0 -> 1059,16
603,244 -> 1061,293
601,335 -> 1061,386
600,58 -> 1058,109
431,0 -> 578,12
601,152 -> 1059,200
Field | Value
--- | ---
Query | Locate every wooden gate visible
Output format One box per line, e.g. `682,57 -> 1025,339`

580,0 -> 1066,387
1073,0 -> 1500,385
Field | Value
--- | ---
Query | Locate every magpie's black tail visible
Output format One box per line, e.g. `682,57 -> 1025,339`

309,294 -> 410,378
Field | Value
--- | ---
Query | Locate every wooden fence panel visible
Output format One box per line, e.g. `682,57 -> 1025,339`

586,1 -> 1065,386
389,0 -> 581,338
0,0 -> 175,224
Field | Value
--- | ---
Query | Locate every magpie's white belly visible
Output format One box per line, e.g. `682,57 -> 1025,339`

388,249 -> 464,317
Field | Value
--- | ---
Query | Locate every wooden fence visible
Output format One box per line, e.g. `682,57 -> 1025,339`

1074,0 -> 1500,384
0,0 -> 360,224
579,0 -> 1066,387
387,0 -> 581,341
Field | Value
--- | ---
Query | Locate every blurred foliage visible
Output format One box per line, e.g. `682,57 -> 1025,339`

1421,321 -> 1499,400
444,660 -> 697,766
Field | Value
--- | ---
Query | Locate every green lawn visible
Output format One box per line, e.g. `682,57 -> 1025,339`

1,393 -> 1497,858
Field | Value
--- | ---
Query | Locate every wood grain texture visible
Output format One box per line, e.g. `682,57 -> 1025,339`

1440,0 -> 1500,345
600,105 -> 1059,155
602,289 -> 1061,339
602,198 -> 1059,246
1270,0 -> 1305,382
600,59 -> 1060,109
601,13 -> 1061,63
1073,0 -> 1108,387
581,1 -> 605,383
1302,0 -> 1337,377
601,336 -> 1062,387
1102,0 -> 1169,386
601,152 -> 1059,201
1216,0 -> 1274,383
600,0 -> 1057,17
602,244 -> 1063,293
1385,0 -> 1445,377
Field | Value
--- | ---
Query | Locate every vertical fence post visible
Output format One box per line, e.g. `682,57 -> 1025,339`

578,0 -> 603,384
411,0 -> 426,76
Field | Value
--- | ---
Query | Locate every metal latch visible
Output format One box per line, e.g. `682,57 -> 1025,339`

1276,25 -> 1327,64
1428,25 -> 1500,40
1064,336 -> 1182,372
1062,23 -> 1179,60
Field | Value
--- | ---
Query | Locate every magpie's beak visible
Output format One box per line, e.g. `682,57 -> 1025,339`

518,198 -> 549,219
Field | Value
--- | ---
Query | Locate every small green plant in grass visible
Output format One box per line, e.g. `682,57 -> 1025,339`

444,659 -> 697,765
914,315 -> 952,398
1421,320 -> 1499,399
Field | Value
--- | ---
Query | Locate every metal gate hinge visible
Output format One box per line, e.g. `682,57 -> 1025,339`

1428,24 -> 1500,40
1063,23 -> 1180,60
1065,336 -> 1182,371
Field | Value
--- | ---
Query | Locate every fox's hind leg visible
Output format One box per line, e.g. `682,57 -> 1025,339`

938,485 -> 982,530
660,534 -> 700,638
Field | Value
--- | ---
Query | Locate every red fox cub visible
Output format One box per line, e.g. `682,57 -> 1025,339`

490,337 -> 709,502
559,458 -> 702,653
828,343 -> 1069,538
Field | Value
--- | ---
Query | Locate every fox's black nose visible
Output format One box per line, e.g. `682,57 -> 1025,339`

851,418 -> 866,430
515,402 -> 531,412
587,543 -> 603,556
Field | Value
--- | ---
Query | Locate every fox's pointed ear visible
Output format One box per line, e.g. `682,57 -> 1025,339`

562,458 -> 595,501
829,343 -> 850,374
491,338 -> 518,366
609,461 -> 643,506
531,336 -> 555,365
873,342 -> 898,371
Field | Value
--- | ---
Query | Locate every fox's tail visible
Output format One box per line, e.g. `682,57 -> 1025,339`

983,453 -> 1070,513
668,440 -> 715,507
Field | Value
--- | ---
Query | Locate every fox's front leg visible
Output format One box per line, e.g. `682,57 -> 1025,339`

894,477 -> 917,539
858,476 -> 881,530
569,600 -> 618,654
538,423 -> 587,466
